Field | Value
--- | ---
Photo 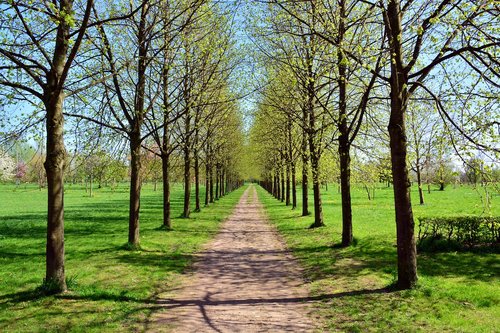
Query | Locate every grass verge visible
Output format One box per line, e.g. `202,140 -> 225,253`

0,183 -> 245,332
256,184 -> 499,332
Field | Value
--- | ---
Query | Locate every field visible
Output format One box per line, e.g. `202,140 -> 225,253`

0,183 -> 245,332
256,183 -> 500,332
1,182 -> 498,332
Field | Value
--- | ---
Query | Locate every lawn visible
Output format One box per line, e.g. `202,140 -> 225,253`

0,182 -> 245,332
256,183 -> 500,332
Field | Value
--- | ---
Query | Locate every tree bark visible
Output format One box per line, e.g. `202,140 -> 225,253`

194,149 -> 200,212
161,1 -> 172,229
276,170 -> 281,200
128,130 -> 142,247
309,140 -> 324,228
182,144 -> 191,217
307,85 -> 323,227
127,1 -> 149,246
220,169 -> 225,197
416,163 -> 424,205
281,165 -> 285,202
339,141 -> 352,245
209,162 -> 214,203
204,163 -> 209,206
215,166 -> 219,200
286,160 -> 291,206
291,163 -> 297,209
337,0 -> 352,245
301,131 -> 309,216
43,91 -> 67,292
161,152 -> 171,229
385,0 -> 418,289
89,173 -> 93,198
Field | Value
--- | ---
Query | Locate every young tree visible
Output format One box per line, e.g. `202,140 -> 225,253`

0,0 -> 97,292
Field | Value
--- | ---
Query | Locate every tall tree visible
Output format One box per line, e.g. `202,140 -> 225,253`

0,0 -> 103,292
379,0 -> 499,288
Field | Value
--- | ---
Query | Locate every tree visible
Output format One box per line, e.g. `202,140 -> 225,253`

464,157 -> 484,185
252,1 -> 336,227
407,100 -> 439,204
378,0 -> 499,289
0,0 -> 97,292
0,149 -> 15,181
15,161 -> 27,184
88,0 -> 171,246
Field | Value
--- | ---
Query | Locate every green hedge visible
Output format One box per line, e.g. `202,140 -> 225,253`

417,216 -> 500,251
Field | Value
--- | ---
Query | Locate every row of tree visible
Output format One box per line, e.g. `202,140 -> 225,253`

247,0 -> 499,289
0,0 -> 245,292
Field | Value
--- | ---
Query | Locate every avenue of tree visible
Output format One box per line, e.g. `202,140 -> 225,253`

248,0 -> 499,289
0,0 -> 498,293
0,0 -> 245,292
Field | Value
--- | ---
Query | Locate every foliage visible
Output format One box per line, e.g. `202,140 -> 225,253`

14,161 -> 27,181
417,216 -> 499,252
0,149 -> 15,181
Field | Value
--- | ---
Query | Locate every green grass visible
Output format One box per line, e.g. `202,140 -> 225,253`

256,183 -> 500,332
0,182 -> 245,332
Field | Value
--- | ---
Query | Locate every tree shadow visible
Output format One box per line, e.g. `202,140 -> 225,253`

116,251 -> 193,272
287,237 -> 498,283
147,287 -> 393,332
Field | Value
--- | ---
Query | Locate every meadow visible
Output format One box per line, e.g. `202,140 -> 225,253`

0,182 -> 245,332
1,181 -> 498,332
257,183 -> 499,332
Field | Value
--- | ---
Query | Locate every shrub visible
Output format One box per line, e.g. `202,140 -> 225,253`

417,216 -> 499,252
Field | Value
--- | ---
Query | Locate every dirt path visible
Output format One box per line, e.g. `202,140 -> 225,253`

148,185 -> 316,332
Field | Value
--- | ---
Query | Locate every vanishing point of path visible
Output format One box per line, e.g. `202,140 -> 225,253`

148,185 -> 317,332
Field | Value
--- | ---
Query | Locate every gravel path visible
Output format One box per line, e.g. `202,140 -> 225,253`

148,184 -> 316,332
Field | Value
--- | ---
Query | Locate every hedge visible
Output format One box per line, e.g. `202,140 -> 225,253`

417,216 -> 500,251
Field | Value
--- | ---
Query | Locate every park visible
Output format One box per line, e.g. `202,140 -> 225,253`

0,0 -> 499,332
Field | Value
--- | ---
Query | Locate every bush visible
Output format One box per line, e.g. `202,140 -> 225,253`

417,216 -> 499,252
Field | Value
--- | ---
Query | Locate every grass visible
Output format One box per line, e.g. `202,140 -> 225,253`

0,182 -> 245,332
256,183 -> 500,332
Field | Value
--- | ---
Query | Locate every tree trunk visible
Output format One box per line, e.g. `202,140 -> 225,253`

291,163 -> 297,209
364,184 -> 372,200
204,163 -> 209,206
209,163 -> 214,203
194,150 -> 200,212
416,164 -> 424,205
309,145 -> 324,228
337,0 -> 352,245
161,152 -> 171,229
128,131 -> 142,247
281,165 -> 285,202
89,173 -> 93,198
286,161 -> 291,206
43,91 -> 67,292
215,166 -> 219,200
220,169 -> 225,197
307,83 -> 323,227
276,171 -> 281,200
339,142 -> 353,245
182,144 -> 191,218
301,132 -> 309,216
127,0 -> 148,247
386,0 -> 418,289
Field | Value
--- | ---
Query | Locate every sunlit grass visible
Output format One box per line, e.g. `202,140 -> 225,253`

257,183 -> 499,332
0,182 -> 245,332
